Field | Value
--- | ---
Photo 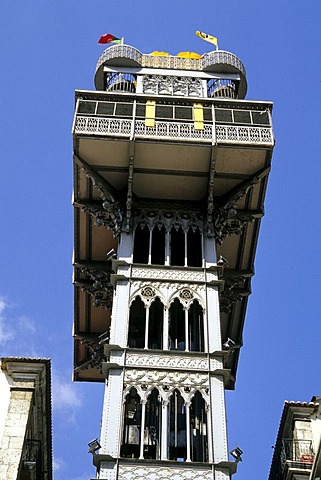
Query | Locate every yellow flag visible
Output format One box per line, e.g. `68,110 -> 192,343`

196,31 -> 218,48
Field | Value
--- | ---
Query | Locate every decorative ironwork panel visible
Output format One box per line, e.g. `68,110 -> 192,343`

74,116 -> 132,137
96,45 -> 143,71
142,75 -> 203,97
126,352 -> 209,370
201,51 -> 246,77
216,125 -> 273,145
142,56 -> 201,71
135,120 -> 212,142
124,368 -> 209,388
131,267 -> 205,283
118,464 -> 213,480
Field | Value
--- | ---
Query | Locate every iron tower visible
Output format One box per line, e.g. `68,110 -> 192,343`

72,42 -> 274,480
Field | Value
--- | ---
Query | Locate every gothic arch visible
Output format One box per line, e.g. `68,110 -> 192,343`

168,287 -> 204,310
129,285 -> 165,307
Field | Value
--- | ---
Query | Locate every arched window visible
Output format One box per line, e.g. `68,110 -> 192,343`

151,226 -> 166,265
128,298 -> 145,348
187,228 -> 202,267
169,299 -> 185,350
188,300 -> 204,352
190,392 -> 208,462
144,389 -> 162,459
148,298 -> 164,349
121,388 -> 142,458
170,226 -> 185,266
169,390 -> 186,461
133,225 -> 149,264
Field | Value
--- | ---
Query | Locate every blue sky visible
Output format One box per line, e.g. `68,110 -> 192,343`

1,1 -> 321,479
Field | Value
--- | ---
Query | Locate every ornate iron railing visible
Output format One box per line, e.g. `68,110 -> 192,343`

96,45 -> 142,72
281,439 -> 314,471
135,120 -> 213,142
201,50 -> 246,77
95,46 -> 246,76
75,116 -> 132,136
74,98 -> 274,146
106,72 -> 136,93
216,125 -> 273,144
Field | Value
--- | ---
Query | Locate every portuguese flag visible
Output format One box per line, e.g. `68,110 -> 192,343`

98,33 -> 122,45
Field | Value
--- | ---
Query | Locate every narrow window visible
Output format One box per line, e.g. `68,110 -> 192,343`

121,388 -> 142,458
188,300 -> 204,352
133,225 -> 149,264
144,389 -> 162,459
190,392 -> 208,462
151,226 -> 166,265
187,228 -> 202,267
128,297 -> 145,348
148,298 -> 164,349
169,390 -> 186,461
169,299 -> 185,350
170,227 -> 185,266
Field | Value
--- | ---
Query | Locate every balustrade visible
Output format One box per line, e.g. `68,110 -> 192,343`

74,97 -> 273,146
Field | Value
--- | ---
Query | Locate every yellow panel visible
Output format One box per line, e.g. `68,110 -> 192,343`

193,103 -> 204,130
145,100 -> 156,127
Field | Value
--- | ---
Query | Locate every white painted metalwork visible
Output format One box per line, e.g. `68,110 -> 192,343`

74,115 -> 273,146
96,44 -> 143,72
74,116 -> 132,136
216,125 -> 273,144
118,463 -> 214,480
135,120 -> 212,142
201,50 -> 246,77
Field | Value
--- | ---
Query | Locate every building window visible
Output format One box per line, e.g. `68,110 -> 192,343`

188,300 -> 204,352
133,222 -> 203,268
133,225 -> 149,264
170,227 -> 185,266
169,298 -> 205,352
169,390 -> 187,461
121,387 -> 209,463
169,299 -> 185,350
190,392 -> 208,462
121,388 -> 141,458
144,389 -> 162,459
148,298 -> 164,350
151,226 -> 166,265
128,296 -> 164,350
128,298 -> 145,348
129,296 -> 204,352
187,229 -> 202,267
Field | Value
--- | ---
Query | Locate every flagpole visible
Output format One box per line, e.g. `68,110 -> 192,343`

121,37 -> 124,45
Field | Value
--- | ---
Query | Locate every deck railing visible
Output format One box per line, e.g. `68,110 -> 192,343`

73,98 -> 274,146
281,439 -> 314,472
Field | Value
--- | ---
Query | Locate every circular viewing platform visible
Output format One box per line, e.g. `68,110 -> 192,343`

94,44 -> 247,98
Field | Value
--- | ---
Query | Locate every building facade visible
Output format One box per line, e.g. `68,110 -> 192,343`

0,357 -> 52,480
72,43 -> 274,479
269,399 -> 321,480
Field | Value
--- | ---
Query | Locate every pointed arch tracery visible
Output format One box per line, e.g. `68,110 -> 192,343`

132,210 -> 204,267
128,287 -> 165,350
168,290 -> 205,353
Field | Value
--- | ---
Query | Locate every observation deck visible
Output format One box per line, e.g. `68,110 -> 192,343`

94,44 -> 247,98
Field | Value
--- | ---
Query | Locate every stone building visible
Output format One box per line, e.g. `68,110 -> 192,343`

72,43 -> 275,479
0,357 -> 52,480
269,399 -> 321,480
